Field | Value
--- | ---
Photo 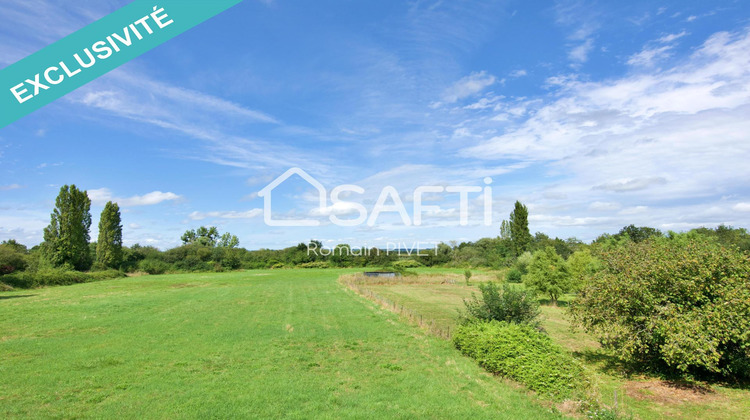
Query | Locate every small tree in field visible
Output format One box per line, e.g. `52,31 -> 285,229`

566,249 -> 601,292
464,269 -> 472,285
461,281 -> 540,326
43,185 -> 92,271
96,201 -> 123,269
523,247 -> 571,304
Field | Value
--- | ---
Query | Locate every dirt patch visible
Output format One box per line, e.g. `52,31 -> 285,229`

624,379 -> 718,405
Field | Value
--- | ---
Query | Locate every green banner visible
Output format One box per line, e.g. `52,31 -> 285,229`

0,0 -> 242,128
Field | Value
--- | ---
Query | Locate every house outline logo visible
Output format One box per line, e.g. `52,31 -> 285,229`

258,167 -> 327,226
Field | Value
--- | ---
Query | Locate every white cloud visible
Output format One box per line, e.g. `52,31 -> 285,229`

733,203 -> 750,212
593,177 -> 668,192
659,31 -> 688,44
619,206 -> 649,215
189,209 -> 263,221
89,188 -> 182,207
627,45 -> 673,67
569,38 -> 594,64
0,184 -> 23,191
439,71 -> 496,104
509,69 -> 528,78
589,201 -> 621,211
458,27 -> 750,237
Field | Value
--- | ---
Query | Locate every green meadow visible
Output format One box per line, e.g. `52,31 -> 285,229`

0,269 -> 561,419
356,272 -> 750,420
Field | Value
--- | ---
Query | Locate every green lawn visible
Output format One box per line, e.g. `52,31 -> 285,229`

355,271 -> 750,419
0,269 -> 562,419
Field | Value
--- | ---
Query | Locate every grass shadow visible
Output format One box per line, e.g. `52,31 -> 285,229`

574,348 -> 635,377
0,294 -> 36,300
538,299 -> 571,307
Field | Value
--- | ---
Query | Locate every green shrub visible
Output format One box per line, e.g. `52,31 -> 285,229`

139,259 -> 170,275
505,267 -> 523,283
298,261 -> 330,269
523,247 -> 571,304
515,251 -> 533,274
88,269 -> 126,281
0,246 -> 27,275
453,321 -> 589,400
1,268 -> 94,288
571,238 -> 750,380
460,282 -> 540,326
393,259 -> 423,269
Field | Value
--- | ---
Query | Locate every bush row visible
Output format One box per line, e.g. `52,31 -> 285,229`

453,321 -> 590,401
1,269 -> 125,289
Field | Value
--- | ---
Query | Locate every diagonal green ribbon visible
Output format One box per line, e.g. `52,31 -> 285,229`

0,0 -> 243,128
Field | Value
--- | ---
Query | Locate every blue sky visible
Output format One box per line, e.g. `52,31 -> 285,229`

1,0 -> 750,250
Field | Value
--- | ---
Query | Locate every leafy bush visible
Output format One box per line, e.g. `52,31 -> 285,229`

567,249 -> 602,292
461,282 -> 540,326
299,261 -> 330,269
570,238 -> 750,380
515,251 -> 533,274
0,268 -> 119,289
523,247 -> 571,304
393,259 -> 423,269
139,259 -> 171,275
505,267 -> 523,283
88,269 -> 126,281
453,321 -> 589,400
0,246 -> 27,275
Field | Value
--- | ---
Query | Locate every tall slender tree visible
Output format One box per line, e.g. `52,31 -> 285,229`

509,200 -> 532,257
43,185 -> 92,270
96,201 -> 123,268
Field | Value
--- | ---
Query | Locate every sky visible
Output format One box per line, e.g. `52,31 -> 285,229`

1,0 -> 750,251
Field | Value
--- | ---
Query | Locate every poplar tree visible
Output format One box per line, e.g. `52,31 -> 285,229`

509,200 -> 532,257
96,201 -> 123,268
43,185 -> 92,270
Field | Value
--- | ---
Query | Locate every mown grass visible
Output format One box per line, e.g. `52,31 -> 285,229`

0,269 -> 563,419
357,270 -> 750,419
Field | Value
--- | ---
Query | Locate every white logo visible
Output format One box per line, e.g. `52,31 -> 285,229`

258,167 -> 494,228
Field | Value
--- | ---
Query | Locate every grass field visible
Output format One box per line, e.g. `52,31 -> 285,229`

0,269 -> 563,419
351,271 -> 750,419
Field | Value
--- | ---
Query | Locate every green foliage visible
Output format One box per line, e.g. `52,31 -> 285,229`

0,268 -> 124,289
464,269 -> 472,285
96,202 -> 123,269
523,247 -> 572,303
461,282 -> 541,326
570,238 -> 750,380
181,226 -> 220,246
567,249 -> 601,292
530,232 -> 581,259
509,201 -> 532,257
1,239 -> 27,253
392,259 -> 423,269
42,185 -> 92,271
217,232 -> 240,248
690,224 -> 750,253
617,224 -> 663,243
515,251 -> 533,274
505,267 -> 523,283
138,259 -> 170,275
0,243 -> 28,275
453,321 -> 589,400
298,261 -> 330,269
